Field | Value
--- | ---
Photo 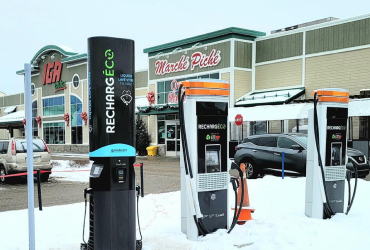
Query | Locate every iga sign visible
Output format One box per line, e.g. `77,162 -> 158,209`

42,60 -> 66,92
42,60 -> 62,85
155,49 -> 221,76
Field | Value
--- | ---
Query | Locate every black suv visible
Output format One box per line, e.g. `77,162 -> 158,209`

234,133 -> 369,179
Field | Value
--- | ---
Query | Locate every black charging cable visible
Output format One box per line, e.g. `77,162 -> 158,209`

228,162 -> 244,234
136,185 -> 143,250
81,188 -> 92,250
346,162 -> 358,215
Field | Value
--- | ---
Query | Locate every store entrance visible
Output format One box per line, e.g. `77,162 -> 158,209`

165,121 -> 180,156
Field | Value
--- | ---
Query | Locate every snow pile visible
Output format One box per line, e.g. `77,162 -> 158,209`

1,177 -> 369,249
50,160 -> 91,182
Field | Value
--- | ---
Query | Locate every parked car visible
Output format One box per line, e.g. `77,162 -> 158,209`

0,137 -> 52,183
234,133 -> 370,179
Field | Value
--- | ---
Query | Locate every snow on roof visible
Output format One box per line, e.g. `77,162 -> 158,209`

230,103 -> 310,121
56,45 -> 76,53
0,110 -> 24,123
230,98 -> 370,121
348,98 -> 370,117
235,87 -> 304,106
4,106 -> 16,113
135,96 -> 148,113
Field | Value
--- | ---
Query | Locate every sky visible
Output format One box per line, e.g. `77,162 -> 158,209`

0,0 -> 369,95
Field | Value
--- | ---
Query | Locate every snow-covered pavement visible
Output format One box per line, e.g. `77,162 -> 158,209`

1,175 -> 369,250
50,160 -> 91,183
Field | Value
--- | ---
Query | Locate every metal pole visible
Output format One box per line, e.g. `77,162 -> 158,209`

36,170 -> 42,211
237,125 -> 240,144
25,63 -> 35,250
282,152 -> 285,179
140,163 -> 144,198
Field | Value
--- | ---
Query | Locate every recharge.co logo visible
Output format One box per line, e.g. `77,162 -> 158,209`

198,123 -> 226,130
327,125 -> 346,130
332,134 -> 342,140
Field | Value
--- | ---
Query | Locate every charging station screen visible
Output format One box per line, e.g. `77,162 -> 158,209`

206,150 -> 220,173
331,143 -> 342,166
325,107 -> 347,167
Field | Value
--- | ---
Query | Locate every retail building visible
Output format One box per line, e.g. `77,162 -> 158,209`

1,13 -> 370,157
0,45 -> 148,153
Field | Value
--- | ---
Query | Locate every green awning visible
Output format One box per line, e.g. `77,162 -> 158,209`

138,103 -> 178,115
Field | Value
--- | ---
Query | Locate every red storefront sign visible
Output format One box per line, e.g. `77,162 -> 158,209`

155,49 -> 221,76
42,60 -> 62,85
168,80 -> 179,103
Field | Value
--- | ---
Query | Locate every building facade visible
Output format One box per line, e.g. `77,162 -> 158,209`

0,45 -> 148,153
138,14 -> 370,157
1,13 -> 370,157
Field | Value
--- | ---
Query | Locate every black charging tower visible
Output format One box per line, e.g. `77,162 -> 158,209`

87,37 -> 136,250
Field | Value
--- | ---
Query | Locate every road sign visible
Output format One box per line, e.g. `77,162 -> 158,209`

235,114 -> 243,126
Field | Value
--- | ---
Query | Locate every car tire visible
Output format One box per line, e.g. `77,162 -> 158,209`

40,173 -> 50,182
242,161 -> 258,179
0,166 -> 7,184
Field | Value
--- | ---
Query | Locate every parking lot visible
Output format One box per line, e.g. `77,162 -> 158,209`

0,155 -> 368,213
0,155 -> 181,212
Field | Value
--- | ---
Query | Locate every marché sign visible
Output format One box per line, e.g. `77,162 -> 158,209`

155,49 -> 221,76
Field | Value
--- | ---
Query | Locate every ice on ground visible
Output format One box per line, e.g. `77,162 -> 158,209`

1,176 -> 369,249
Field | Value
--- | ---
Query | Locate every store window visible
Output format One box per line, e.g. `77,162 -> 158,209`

157,73 -> 219,105
43,96 -> 64,116
158,114 -> 178,144
268,120 -> 283,133
32,101 -> 38,137
250,121 -> 267,136
43,122 -> 65,144
71,95 -> 83,144
73,75 -> 80,89
31,83 -> 35,96
359,117 -> 369,140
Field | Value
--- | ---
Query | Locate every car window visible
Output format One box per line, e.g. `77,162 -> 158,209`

3,142 -> 9,151
15,139 -> 47,153
291,135 -> 307,146
243,138 -> 258,145
256,137 -> 276,147
278,137 -> 298,149
1,142 -> 8,154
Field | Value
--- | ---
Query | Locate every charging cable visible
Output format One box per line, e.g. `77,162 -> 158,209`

81,188 -> 92,250
136,185 -> 143,250
227,162 -> 244,234
345,162 -> 358,215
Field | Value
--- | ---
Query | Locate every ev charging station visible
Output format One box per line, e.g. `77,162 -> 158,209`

305,88 -> 351,219
82,37 -> 137,250
179,79 -> 233,240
